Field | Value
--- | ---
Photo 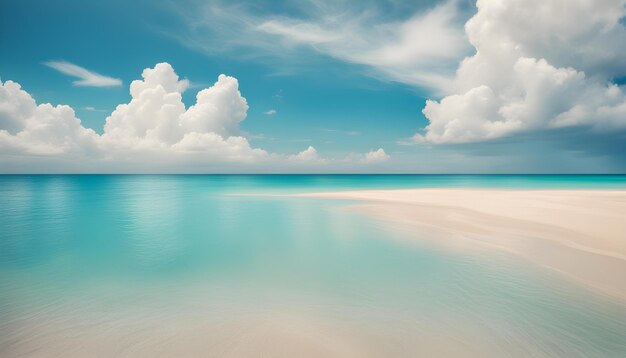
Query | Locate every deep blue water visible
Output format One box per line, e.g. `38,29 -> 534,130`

1,175 -> 625,356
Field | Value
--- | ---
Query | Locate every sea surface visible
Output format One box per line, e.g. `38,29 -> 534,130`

1,175 -> 626,357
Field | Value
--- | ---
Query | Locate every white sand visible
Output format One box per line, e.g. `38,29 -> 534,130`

298,189 -> 626,301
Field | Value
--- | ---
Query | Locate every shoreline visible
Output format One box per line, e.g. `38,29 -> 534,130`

294,189 -> 626,301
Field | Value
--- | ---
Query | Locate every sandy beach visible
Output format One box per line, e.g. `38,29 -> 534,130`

3,177 -> 626,357
297,189 -> 626,301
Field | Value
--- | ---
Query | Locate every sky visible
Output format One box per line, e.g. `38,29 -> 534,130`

1,0 -> 626,173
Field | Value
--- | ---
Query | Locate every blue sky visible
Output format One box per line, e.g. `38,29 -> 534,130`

1,0 -> 428,154
1,0 -> 626,173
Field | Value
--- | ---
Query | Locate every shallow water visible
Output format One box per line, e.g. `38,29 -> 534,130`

1,175 -> 625,357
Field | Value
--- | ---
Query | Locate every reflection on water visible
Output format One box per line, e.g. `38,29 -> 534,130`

1,175 -> 626,357
119,177 -> 186,267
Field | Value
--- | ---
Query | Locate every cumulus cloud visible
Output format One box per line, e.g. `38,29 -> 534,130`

288,146 -> 324,163
44,61 -> 122,87
102,63 -> 243,151
1,63 -> 387,172
361,148 -> 389,163
0,80 -> 100,155
416,0 -> 626,144
97,63 -> 266,162
288,146 -> 391,167
0,63 -> 268,167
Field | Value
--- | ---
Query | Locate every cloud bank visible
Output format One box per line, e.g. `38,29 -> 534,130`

0,63 -> 389,172
172,0 -> 626,169
415,0 -> 626,144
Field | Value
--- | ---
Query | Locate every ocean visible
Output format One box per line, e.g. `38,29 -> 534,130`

1,175 -> 625,356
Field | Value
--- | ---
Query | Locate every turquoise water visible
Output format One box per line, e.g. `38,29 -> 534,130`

1,175 -> 626,356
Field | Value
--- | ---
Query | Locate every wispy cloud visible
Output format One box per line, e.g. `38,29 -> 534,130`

82,106 -> 108,113
44,61 -> 122,87
264,109 -> 277,115
272,90 -> 283,100
171,0 -> 470,93
324,129 -> 360,136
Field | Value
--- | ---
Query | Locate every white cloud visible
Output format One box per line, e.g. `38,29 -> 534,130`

0,63 -> 267,166
264,109 -> 277,115
0,80 -> 99,155
288,146 -> 324,163
361,148 -> 389,163
44,61 -> 122,87
258,20 -> 339,44
416,0 -> 626,144
82,106 -> 107,112
175,0 -> 470,92
0,63 -> 388,172
168,0 -> 626,165
288,146 -> 391,167
324,129 -> 360,136
170,133 -> 269,163
98,62 -> 265,164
